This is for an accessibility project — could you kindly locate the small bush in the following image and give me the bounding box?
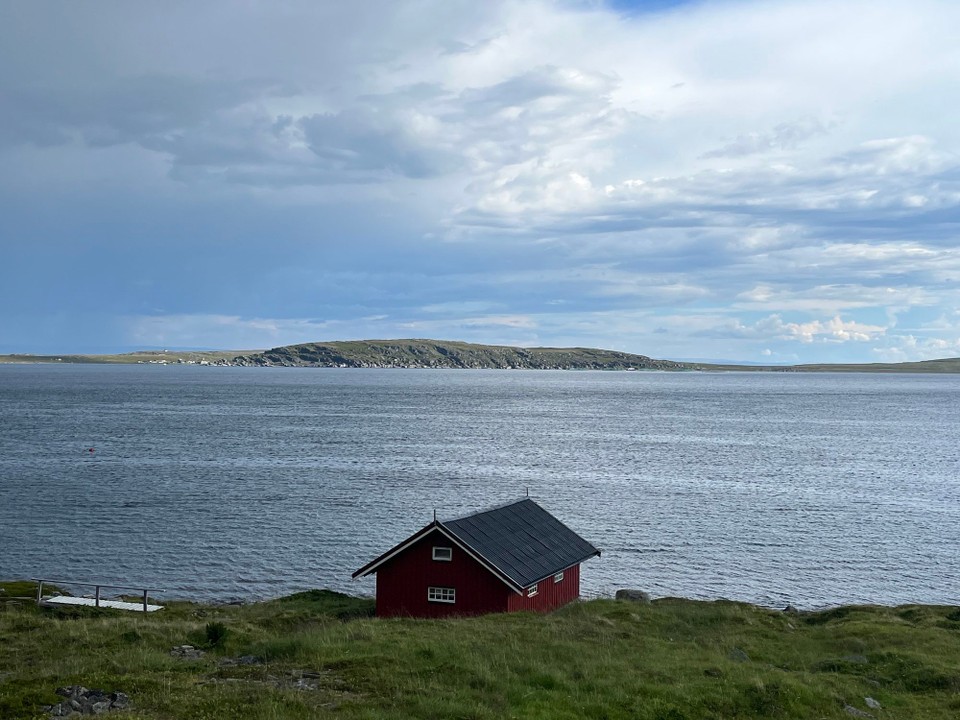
[205,621,229,648]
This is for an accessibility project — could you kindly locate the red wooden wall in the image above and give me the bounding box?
[375,529,510,617]
[506,562,580,613]
[373,528,584,618]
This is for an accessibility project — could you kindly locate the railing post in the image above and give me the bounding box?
[30,579,162,612]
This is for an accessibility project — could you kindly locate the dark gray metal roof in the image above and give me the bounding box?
[442,498,600,589]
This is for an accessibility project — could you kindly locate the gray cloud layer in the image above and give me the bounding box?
[2,0,960,361]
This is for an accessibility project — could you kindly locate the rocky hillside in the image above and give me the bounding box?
[231,339,691,370]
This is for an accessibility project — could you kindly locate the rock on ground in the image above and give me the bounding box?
[45,686,129,717]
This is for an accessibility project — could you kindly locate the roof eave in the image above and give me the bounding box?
[352,522,526,594]
[519,549,602,589]
[351,521,440,579]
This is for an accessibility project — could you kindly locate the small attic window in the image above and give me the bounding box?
[554,571,564,583]
[432,546,452,561]
[527,583,539,598]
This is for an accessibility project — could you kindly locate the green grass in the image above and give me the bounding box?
[1,582,958,719]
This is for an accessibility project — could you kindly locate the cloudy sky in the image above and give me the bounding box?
[2,0,959,362]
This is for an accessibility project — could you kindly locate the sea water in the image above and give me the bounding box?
[1,364,957,608]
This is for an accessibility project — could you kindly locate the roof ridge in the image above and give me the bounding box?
[441,496,534,523]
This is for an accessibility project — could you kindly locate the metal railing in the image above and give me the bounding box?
[32,578,164,613]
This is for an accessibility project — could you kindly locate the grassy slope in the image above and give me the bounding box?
[1,584,957,719]
[246,339,683,370]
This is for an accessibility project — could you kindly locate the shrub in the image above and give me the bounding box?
[205,621,229,648]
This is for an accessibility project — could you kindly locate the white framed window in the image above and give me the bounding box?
[428,586,456,603]
[432,546,452,561]
[554,571,564,584]
[527,583,539,598]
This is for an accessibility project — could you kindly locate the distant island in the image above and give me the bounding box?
[3,339,960,373]
[231,339,686,370]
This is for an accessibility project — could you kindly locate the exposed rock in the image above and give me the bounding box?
[45,686,129,717]
[727,647,750,663]
[170,644,205,659]
[865,697,881,709]
[843,704,875,718]
[218,655,263,667]
[843,654,869,664]
[205,668,330,692]
[615,589,651,603]
[783,604,800,614]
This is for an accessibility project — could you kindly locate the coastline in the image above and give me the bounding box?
[4,337,960,372]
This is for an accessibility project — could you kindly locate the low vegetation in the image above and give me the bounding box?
[0,350,253,365]
[230,339,686,370]
[2,582,958,719]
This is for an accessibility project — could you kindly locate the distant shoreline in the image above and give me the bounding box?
[3,337,960,373]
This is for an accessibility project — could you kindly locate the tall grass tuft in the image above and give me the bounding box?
[204,621,229,648]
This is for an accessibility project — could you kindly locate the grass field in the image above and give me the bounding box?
[1,581,958,719]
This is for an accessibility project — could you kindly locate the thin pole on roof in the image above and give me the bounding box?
[433,508,437,522]
[525,487,529,497]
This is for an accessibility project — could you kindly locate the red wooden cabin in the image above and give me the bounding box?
[352,498,600,618]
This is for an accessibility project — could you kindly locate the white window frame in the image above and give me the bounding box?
[527,583,539,598]
[427,586,456,604]
[432,546,452,561]
[554,571,564,584]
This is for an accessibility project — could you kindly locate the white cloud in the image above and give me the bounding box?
[701,314,887,344]
[872,335,960,362]
[774,315,887,343]
[734,284,936,314]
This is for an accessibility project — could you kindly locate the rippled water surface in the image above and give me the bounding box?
[1,364,958,608]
